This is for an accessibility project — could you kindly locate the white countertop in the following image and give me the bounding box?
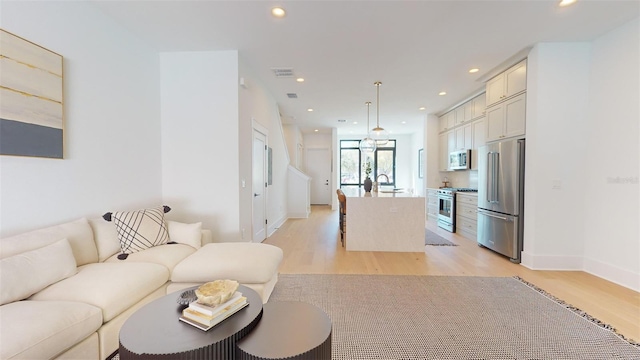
[341,187,423,198]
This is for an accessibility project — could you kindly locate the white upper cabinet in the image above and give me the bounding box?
[463,101,473,123]
[471,117,486,170]
[455,106,465,126]
[454,123,472,151]
[486,93,526,142]
[454,101,473,126]
[486,59,527,108]
[471,94,486,119]
[439,111,455,133]
[439,132,450,171]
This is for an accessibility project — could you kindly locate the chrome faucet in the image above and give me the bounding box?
[376,174,389,183]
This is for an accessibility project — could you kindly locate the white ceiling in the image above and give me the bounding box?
[92,0,638,136]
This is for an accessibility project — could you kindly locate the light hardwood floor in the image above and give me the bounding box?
[265,205,640,342]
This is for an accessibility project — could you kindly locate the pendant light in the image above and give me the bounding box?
[369,81,389,145]
[359,101,377,156]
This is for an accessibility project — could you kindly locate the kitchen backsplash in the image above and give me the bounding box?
[440,170,478,189]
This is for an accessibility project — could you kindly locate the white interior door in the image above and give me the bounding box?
[252,130,267,242]
[306,148,331,205]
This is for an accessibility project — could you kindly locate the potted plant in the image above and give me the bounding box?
[363,161,373,192]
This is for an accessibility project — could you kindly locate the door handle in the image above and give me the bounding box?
[479,210,509,221]
[254,193,261,197]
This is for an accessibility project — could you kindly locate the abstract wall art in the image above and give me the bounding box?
[0,29,64,158]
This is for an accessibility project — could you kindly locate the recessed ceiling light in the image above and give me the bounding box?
[469,68,480,73]
[401,121,406,124]
[307,108,314,112]
[314,129,319,132]
[296,77,304,82]
[419,107,426,111]
[353,122,358,125]
[558,0,577,7]
[271,7,286,17]
[439,91,447,96]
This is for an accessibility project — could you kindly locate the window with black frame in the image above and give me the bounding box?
[340,140,396,187]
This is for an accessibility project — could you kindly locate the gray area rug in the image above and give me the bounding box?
[269,274,640,360]
[425,228,457,246]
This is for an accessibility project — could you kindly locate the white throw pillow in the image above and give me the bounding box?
[0,238,77,305]
[167,221,202,249]
[88,217,121,262]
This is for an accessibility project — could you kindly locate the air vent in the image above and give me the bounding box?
[337,119,347,123]
[272,68,294,78]
[286,93,298,99]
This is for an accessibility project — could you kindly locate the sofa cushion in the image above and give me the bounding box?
[104,206,170,255]
[88,217,121,262]
[29,262,169,322]
[0,238,77,305]
[171,243,283,284]
[167,221,202,249]
[0,300,102,360]
[104,243,196,271]
[0,218,98,266]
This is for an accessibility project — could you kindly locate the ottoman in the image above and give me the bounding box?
[167,243,283,303]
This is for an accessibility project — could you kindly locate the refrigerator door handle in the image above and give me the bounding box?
[486,152,499,204]
[486,152,493,203]
[492,152,499,203]
[478,209,509,221]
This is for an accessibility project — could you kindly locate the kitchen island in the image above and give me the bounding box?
[342,187,425,252]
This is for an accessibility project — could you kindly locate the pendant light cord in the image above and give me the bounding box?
[366,101,371,129]
[375,81,381,128]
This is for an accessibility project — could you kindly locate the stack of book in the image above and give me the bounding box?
[179,291,248,331]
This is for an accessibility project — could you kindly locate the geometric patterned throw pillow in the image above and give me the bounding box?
[103,205,171,257]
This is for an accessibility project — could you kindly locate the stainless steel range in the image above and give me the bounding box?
[437,188,478,232]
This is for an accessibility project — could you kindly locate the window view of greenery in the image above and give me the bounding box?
[340,140,396,187]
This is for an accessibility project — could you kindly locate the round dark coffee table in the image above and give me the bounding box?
[119,285,263,360]
[236,301,332,360]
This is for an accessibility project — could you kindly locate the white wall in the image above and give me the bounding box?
[424,114,441,189]
[583,19,639,290]
[0,2,162,236]
[523,19,640,291]
[522,43,592,268]
[160,51,240,241]
[238,60,289,238]
[410,132,424,196]
[282,124,304,169]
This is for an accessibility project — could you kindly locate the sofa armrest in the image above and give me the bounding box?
[201,229,213,246]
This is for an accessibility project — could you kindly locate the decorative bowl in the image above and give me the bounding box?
[195,279,239,306]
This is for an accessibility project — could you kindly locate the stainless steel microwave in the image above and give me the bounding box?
[449,149,471,170]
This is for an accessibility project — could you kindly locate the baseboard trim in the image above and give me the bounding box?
[583,257,640,292]
[520,252,639,292]
[519,252,583,270]
[287,211,309,219]
[267,215,287,237]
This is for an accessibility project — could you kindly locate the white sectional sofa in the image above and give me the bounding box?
[0,217,283,360]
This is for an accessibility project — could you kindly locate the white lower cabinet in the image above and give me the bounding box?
[427,188,439,224]
[456,193,478,240]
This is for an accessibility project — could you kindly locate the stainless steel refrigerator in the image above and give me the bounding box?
[477,138,525,263]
